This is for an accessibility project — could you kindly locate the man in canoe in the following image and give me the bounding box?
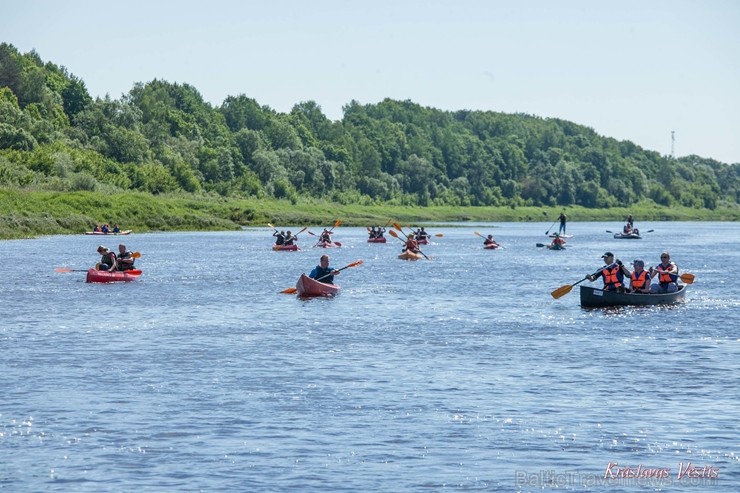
[96,245,117,271]
[649,251,679,293]
[284,230,296,246]
[309,255,340,284]
[619,259,651,294]
[117,244,136,271]
[273,230,285,245]
[586,252,625,292]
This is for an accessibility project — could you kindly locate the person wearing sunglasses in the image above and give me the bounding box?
[649,252,679,293]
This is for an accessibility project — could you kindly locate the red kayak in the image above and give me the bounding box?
[295,273,340,297]
[86,268,143,283]
[417,237,429,245]
[367,236,387,243]
[272,244,299,251]
[484,243,500,250]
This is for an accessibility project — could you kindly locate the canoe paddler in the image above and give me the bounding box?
[586,252,625,292]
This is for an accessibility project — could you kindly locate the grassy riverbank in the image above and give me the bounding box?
[1,190,738,239]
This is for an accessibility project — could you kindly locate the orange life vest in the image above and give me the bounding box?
[631,270,648,290]
[656,263,678,283]
[601,265,623,289]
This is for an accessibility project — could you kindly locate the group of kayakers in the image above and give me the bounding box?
[367,226,386,239]
[273,230,297,246]
[587,251,680,294]
[95,243,137,271]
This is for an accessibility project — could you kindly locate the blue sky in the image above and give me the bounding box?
[3,0,739,164]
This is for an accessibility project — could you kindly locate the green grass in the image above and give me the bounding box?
[0,189,737,239]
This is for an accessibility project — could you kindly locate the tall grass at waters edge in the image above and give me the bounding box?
[0,190,737,240]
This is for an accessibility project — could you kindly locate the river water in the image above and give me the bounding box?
[1,221,738,492]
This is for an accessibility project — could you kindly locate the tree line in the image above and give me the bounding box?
[1,42,737,210]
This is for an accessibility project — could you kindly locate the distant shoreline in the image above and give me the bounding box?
[1,190,737,240]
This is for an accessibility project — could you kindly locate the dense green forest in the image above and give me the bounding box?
[1,42,738,212]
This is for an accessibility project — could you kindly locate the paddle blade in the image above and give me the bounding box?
[281,287,298,294]
[307,230,317,236]
[392,222,403,231]
[268,223,275,229]
[333,242,343,247]
[680,273,695,284]
[333,219,342,228]
[551,284,574,299]
[536,243,546,247]
[55,267,73,273]
[296,226,308,236]
[132,252,142,258]
[388,230,400,239]
[434,233,444,237]
[344,259,364,269]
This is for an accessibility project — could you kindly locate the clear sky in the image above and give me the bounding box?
[3,0,739,164]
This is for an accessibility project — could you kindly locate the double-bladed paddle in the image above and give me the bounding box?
[280,259,364,294]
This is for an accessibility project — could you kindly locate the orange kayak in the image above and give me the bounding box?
[398,250,423,261]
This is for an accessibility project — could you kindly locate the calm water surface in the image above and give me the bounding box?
[1,221,739,492]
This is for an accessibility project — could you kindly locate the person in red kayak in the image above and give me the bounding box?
[320,229,333,244]
[116,243,136,271]
[96,245,117,271]
[483,234,500,248]
[309,255,340,284]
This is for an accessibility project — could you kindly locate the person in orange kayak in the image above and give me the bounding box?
[586,252,625,291]
[620,259,651,294]
[649,251,679,293]
[116,244,136,271]
[96,245,117,271]
[403,234,419,253]
[309,255,340,284]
